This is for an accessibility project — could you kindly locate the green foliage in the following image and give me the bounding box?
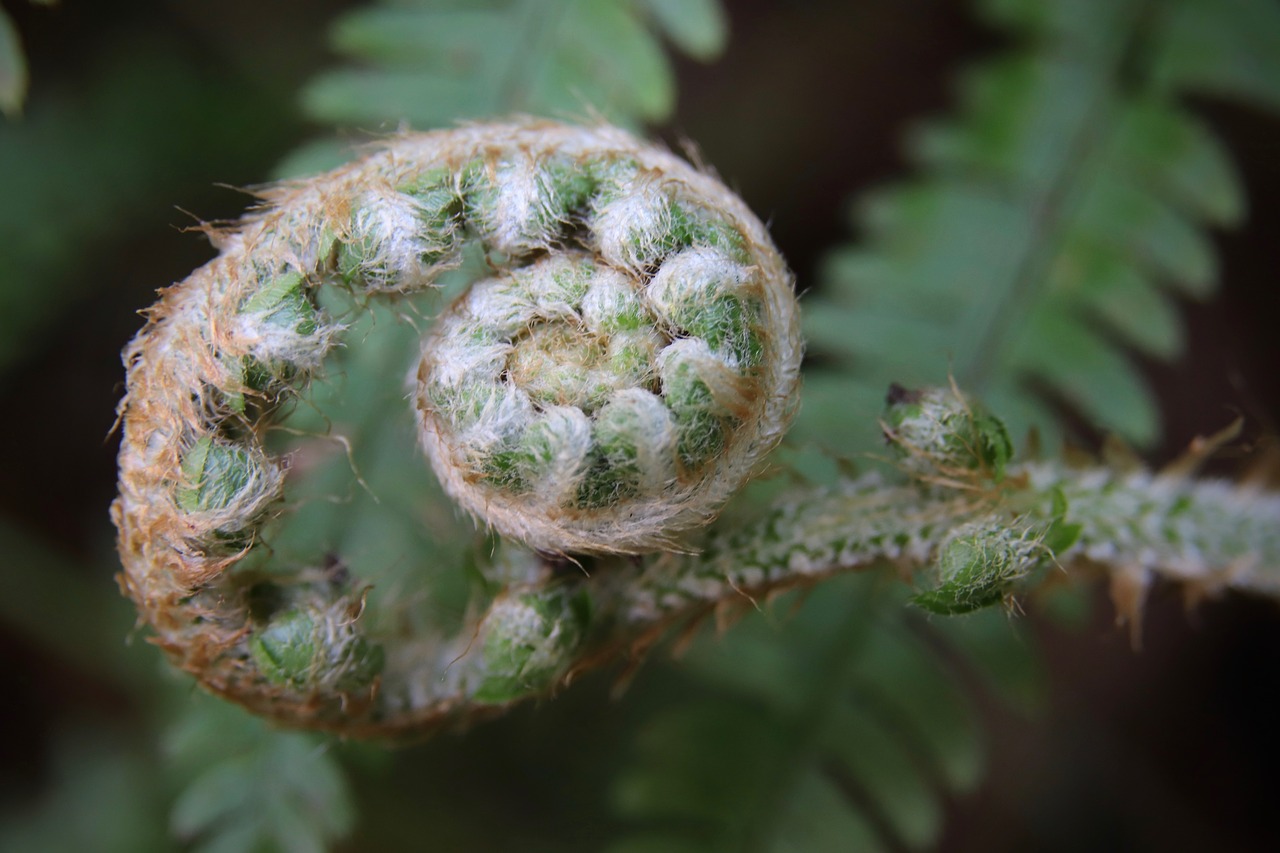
[1148,0,1280,110]
[165,697,355,853]
[0,728,170,853]
[610,574,1042,851]
[301,0,727,134]
[800,0,1278,453]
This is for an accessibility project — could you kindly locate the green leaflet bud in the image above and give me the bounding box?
[577,389,677,508]
[177,437,280,540]
[250,606,384,693]
[240,270,318,337]
[590,162,749,271]
[911,521,1044,614]
[473,588,591,704]
[461,154,598,255]
[336,186,455,291]
[485,405,592,500]
[397,167,466,265]
[648,248,764,367]
[249,609,315,686]
[658,338,743,471]
[883,385,1013,482]
[228,270,324,411]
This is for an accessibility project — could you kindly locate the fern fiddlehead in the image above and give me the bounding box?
[114,120,1280,739]
[113,120,801,735]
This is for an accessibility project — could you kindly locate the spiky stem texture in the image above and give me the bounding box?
[114,122,1279,739]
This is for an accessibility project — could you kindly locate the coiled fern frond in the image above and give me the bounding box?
[113,136,1280,736]
[114,121,802,735]
[93,2,1280,850]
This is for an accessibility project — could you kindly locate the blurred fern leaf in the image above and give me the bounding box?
[610,574,1045,851]
[301,0,727,133]
[799,0,1278,452]
[165,696,355,853]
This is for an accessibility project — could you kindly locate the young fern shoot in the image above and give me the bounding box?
[113,121,800,735]
[113,121,1280,739]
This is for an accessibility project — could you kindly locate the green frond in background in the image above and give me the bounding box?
[278,0,727,177]
[0,727,169,853]
[165,698,355,853]
[306,0,724,127]
[611,574,1045,852]
[800,0,1280,453]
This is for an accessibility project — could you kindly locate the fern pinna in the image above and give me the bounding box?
[801,0,1279,454]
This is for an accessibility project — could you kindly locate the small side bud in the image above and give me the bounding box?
[250,604,384,693]
[229,271,326,410]
[473,588,591,704]
[912,520,1044,615]
[883,385,1013,483]
[176,437,281,542]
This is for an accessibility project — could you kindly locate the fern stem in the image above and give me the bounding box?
[618,461,1280,625]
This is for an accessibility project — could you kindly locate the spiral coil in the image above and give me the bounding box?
[112,121,801,734]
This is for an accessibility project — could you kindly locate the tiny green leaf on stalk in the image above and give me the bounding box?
[177,437,259,515]
[1041,487,1083,555]
[250,609,319,687]
[883,386,1014,482]
[473,589,591,704]
[912,523,1042,615]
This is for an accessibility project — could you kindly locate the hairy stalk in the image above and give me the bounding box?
[114,122,1278,739]
[621,454,1280,623]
